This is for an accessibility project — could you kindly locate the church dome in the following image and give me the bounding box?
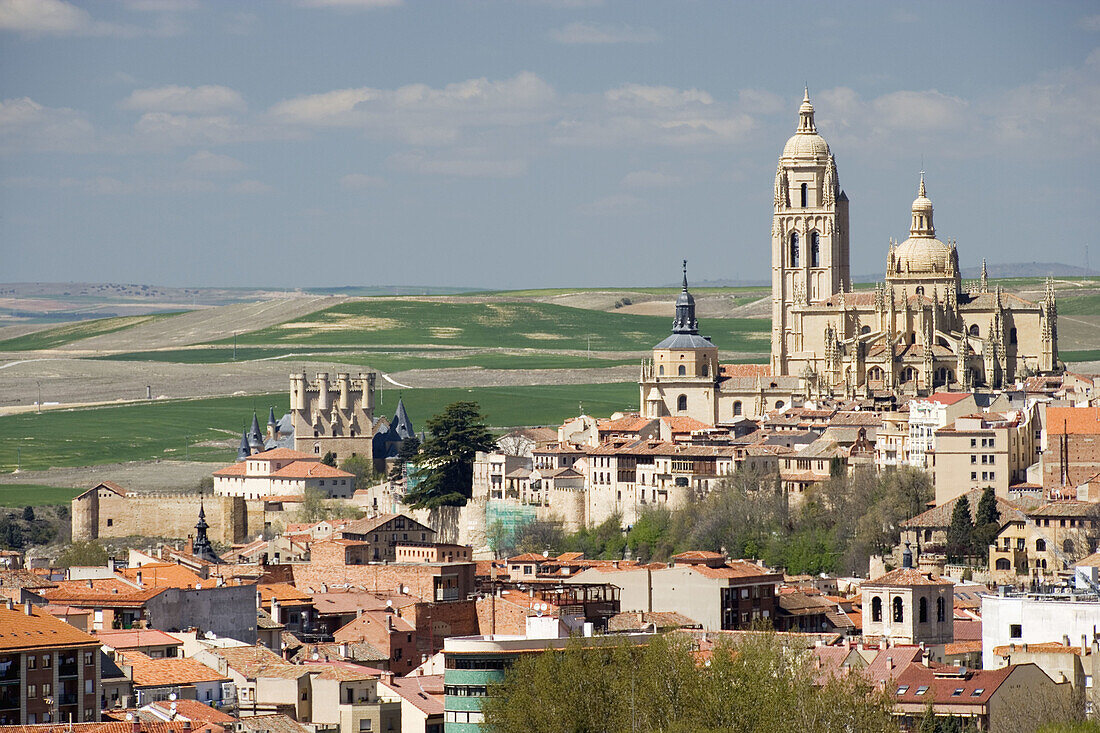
[781,88,830,159]
[893,172,951,274]
[894,236,952,273]
[782,132,830,158]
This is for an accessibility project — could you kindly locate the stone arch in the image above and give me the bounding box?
[678,364,686,376]
[871,596,882,622]
[919,596,928,623]
[677,394,688,412]
[892,596,903,622]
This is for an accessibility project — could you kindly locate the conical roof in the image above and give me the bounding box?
[268,407,278,426]
[248,411,264,447]
[391,398,415,440]
[237,431,252,461]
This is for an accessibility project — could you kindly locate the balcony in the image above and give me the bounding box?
[58,693,79,706]
[58,663,79,678]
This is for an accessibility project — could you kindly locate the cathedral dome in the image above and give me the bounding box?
[782,132,830,158]
[894,236,952,273]
[781,88,830,159]
[893,172,951,274]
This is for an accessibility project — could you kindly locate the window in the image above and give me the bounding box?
[800,182,808,207]
[971,472,977,480]
[733,401,742,417]
[1036,539,1046,552]
[871,596,882,622]
[916,686,928,696]
[919,597,928,623]
[677,364,686,376]
[810,232,820,266]
[659,365,664,375]
[27,685,36,698]
[969,324,979,337]
[774,400,785,409]
[28,656,36,670]
[789,232,800,267]
[896,685,909,695]
[952,688,964,697]
[892,596,903,623]
[1064,539,1075,554]
[1010,624,1022,639]
[359,721,373,732]
[972,688,985,697]
[107,518,113,527]
[677,394,688,412]
[1010,327,1017,344]
[936,597,946,623]
[701,362,709,376]
[42,683,51,696]
[84,652,92,665]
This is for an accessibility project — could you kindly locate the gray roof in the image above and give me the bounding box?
[653,332,715,350]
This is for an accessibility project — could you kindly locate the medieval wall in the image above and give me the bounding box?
[72,492,247,545]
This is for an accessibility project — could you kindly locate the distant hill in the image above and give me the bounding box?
[685,262,1098,289]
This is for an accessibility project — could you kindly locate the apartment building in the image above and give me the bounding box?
[930,405,1039,505]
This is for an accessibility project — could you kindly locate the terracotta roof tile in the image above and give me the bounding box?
[120,651,230,687]
[0,605,100,652]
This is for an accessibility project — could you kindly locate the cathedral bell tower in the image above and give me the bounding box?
[771,89,850,375]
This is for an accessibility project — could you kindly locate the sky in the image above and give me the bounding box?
[1,0,1099,290]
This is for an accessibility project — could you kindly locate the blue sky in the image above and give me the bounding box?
[1,0,1098,289]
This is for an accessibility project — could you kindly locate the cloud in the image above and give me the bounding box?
[181,150,246,174]
[605,84,714,108]
[621,170,682,188]
[1080,14,1100,31]
[339,173,386,189]
[388,151,527,178]
[229,179,273,194]
[0,96,95,152]
[870,90,969,131]
[269,72,556,144]
[122,85,246,114]
[578,193,643,215]
[0,0,177,36]
[548,22,659,44]
[5,173,269,195]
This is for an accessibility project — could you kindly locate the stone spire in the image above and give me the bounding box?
[797,86,816,133]
[909,171,935,237]
[672,260,698,334]
[979,259,989,293]
[248,411,264,451]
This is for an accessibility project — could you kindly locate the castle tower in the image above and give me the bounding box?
[771,89,850,375]
[639,262,719,423]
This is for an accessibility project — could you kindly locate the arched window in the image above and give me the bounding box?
[810,232,820,267]
[861,325,870,335]
[313,443,321,454]
[701,362,709,376]
[936,597,945,623]
[1010,327,1018,345]
[915,286,924,295]
[919,597,928,623]
[995,558,1011,570]
[871,596,882,622]
[868,366,884,381]
[658,365,664,375]
[969,324,979,337]
[677,364,686,376]
[800,182,808,207]
[1064,539,1075,554]
[1036,539,1046,552]
[733,400,743,416]
[789,232,800,267]
[774,400,785,409]
[892,596,903,623]
[677,394,688,412]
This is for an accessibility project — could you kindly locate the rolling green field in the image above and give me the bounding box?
[0,313,182,351]
[1058,293,1100,316]
[0,484,81,507]
[89,348,639,371]
[213,300,770,353]
[0,382,638,473]
[1062,349,1100,363]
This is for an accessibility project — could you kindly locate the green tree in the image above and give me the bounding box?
[340,454,375,492]
[971,486,1001,558]
[513,519,567,556]
[321,451,338,467]
[482,633,897,733]
[56,540,108,567]
[405,402,495,509]
[0,517,23,550]
[946,496,974,563]
[388,436,421,483]
[295,487,363,522]
[21,506,35,521]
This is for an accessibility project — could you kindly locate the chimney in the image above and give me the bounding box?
[131,718,141,733]
[4,599,12,611]
[23,600,32,616]
[87,578,94,589]
[136,570,143,587]
[387,614,394,630]
[271,597,280,624]
[182,722,191,732]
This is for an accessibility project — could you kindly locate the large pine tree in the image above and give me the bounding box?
[946,495,974,563]
[971,486,1001,558]
[404,401,495,509]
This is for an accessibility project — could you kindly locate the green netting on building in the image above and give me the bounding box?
[485,500,538,552]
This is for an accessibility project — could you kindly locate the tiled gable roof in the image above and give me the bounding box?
[121,651,230,686]
[0,605,100,652]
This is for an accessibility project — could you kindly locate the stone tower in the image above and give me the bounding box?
[771,88,850,375]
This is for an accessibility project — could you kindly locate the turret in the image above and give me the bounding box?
[672,260,698,335]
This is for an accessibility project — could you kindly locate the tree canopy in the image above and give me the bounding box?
[947,496,974,562]
[404,401,495,509]
[482,633,898,733]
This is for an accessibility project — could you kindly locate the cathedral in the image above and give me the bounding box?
[641,90,1060,423]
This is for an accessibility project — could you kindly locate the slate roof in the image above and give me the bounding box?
[653,332,715,349]
[901,489,1025,529]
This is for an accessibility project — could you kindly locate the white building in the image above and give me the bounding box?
[907,392,977,468]
[982,590,1100,669]
[213,447,355,500]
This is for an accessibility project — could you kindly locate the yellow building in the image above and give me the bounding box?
[770,92,1059,395]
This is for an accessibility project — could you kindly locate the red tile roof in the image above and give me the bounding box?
[892,662,1013,706]
[0,605,100,652]
[925,392,973,406]
[248,448,318,461]
[94,629,182,650]
[863,568,950,588]
[120,651,231,687]
[1047,406,1100,435]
